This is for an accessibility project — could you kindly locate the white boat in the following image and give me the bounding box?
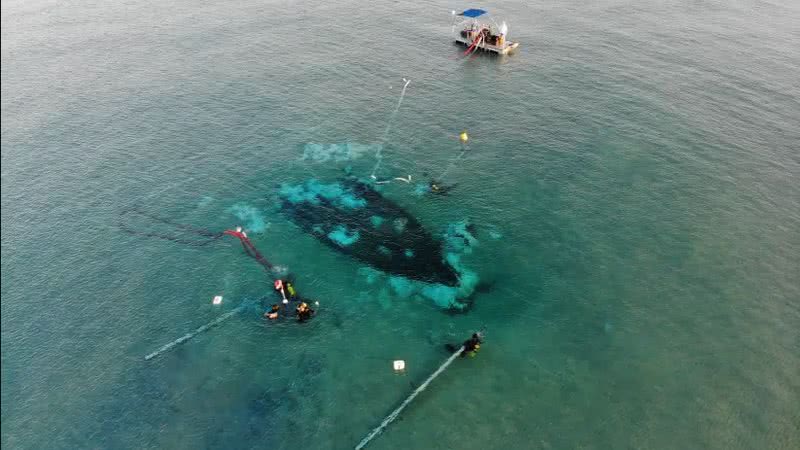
[452,8,519,55]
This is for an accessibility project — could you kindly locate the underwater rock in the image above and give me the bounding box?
[278,179,459,286]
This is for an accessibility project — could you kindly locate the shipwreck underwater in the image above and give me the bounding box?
[278,178,481,310]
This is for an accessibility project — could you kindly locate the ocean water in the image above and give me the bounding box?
[2,0,799,448]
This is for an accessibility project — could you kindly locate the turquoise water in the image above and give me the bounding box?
[2,0,799,448]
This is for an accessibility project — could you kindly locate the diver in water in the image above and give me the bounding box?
[446,332,483,357]
[285,281,297,299]
[461,333,482,357]
[274,279,289,304]
[428,180,457,196]
[296,302,315,322]
[265,304,281,320]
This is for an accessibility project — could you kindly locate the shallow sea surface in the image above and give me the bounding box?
[2,0,799,448]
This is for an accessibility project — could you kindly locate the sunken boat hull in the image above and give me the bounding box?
[278,179,459,286]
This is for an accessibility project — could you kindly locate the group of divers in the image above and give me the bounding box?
[263,276,483,356]
[264,278,316,322]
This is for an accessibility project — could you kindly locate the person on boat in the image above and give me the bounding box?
[296,302,315,322]
[265,304,280,320]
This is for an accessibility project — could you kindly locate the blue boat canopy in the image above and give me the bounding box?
[459,8,487,18]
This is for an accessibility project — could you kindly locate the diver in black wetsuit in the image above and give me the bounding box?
[265,304,281,320]
[428,180,457,196]
[461,333,482,357]
[296,302,315,322]
[446,332,484,357]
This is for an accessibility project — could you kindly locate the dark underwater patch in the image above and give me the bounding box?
[278,179,459,286]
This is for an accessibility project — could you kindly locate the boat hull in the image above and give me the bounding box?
[455,36,519,55]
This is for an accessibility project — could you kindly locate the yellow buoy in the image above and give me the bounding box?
[459,131,469,143]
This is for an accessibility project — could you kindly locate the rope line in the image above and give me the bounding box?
[436,144,468,181]
[354,346,465,450]
[144,305,245,361]
[371,78,411,178]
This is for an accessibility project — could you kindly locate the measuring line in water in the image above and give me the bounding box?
[143,305,245,361]
[436,144,468,181]
[141,229,288,362]
[371,78,412,178]
[354,345,465,450]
